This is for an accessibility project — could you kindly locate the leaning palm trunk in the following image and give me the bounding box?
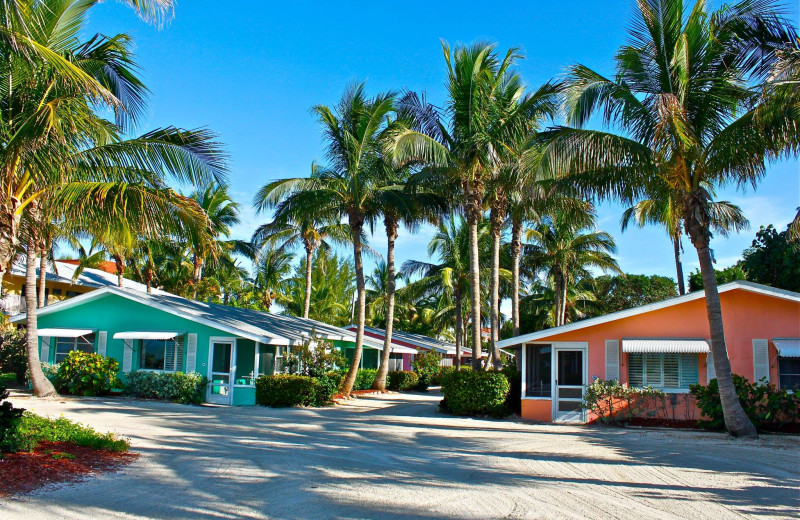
[373,218,398,390]
[37,246,47,308]
[26,238,56,397]
[685,206,757,438]
[0,203,23,289]
[303,242,314,319]
[192,255,204,298]
[341,220,367,397]
[673,234,686,295]
[454,292,463,369]
[488,211,503,370]
[114,254,125,287]
[465,184,483,369]
[510,219,522,337]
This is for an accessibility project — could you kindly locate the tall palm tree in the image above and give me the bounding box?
[545,0,796,436]
[252,248,293,311]
[252,83,395,396]
[189,183,240,297]
[253,167,350,318]
[621,194,749,295]
[392,43,526,368]
[523,210,621,327]
[281,248,356,326]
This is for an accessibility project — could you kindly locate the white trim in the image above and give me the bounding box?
[186,333,198,373]
[38,328,95,338]
[552,343,589,423]
[753,339,770,383]
[622,338,710,353]
[605,340,620,380]
[113,331,183,340]
[97,331,107,357]
[498,281,800,348]
[773,338,800,358]
[207,337,234,405]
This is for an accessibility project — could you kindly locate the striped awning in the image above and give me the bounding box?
[113,331,182,340]
[773,338,800,358]
[38,328,94,338]
[622,338,710,353]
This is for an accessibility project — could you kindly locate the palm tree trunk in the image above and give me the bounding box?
[688,216,757,438]
[341,219,366,397]
[37,246,47,308]
[192,254,203,298]
[561,275,568,325]
[673,234,686,295]
[0,198,23,290]
[510,219,522,337]
[26,237,56,397]
[373,218,398,390]
[489,209,504,370]
[303,243,314,319]
[454,292,463,369]
[114,254,124,287]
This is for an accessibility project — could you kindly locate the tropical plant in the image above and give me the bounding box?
[251,248,293,311]
[543,0,797,436]
[281,249,355,326]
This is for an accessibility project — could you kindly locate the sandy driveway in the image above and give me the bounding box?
[1,391,798,519]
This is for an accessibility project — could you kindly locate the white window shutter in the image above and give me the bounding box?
[605,340,620,381]
[706,351,716,383]
[186,334,197,373]
[122,339,133,373]
[97,331,107,357]
[753,339,770,384]
[41,337,51,364]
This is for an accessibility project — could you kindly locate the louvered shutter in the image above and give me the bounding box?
[679,354,699,388]
[41,337,51,364]
[122,339,134,372]
[97,331,107,357]
[605,340,620,381]
[644,354,663,387]
[628,353,644,387]
[753,339,770,384]
[186,334,198,373]
[706,351,716,383]
[663,354,680,388]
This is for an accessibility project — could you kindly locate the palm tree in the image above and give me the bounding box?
[281,248,356,326]
[189,183,240,297]
[392,43,527,368]
[523,210,620,327]
[253,168,350,318]
[621,194,749,295]
[402,215,494,368]
[252,83,395,396]
[545,0,796,436]
[252,248,293,311]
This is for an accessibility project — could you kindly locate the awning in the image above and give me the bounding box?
[38,328,94,338]
[622,338,710,353]
[113,331,182,340]
[773,338,800,358]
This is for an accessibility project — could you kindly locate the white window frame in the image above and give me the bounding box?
[627,352,697,393]
[138,337,183,373]
[53,335,95,364]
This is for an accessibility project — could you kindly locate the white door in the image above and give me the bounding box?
[553,346,587,423]
[207,340,233,405]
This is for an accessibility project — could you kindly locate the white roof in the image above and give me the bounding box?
[498,281,800,348]
[622,338,710,354]
[773,338,800,358]
[11,287,364,346]
[38,328,95,338]
[113,331,183,340]
[346,325,469,355]
[9,260,166,295]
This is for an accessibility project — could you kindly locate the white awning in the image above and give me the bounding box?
[389,345,418,355]
[38,328,94,338]
[113,331,182,340]
[622,338,710,353]
[773,338,800,358]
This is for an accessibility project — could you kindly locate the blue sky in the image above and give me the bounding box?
[87,1,799,306]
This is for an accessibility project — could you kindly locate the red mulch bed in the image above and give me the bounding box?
[627,418,700,429]
[332,389,390,401]
[0,442,138,498]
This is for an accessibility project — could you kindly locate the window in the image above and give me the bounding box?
[54,334,95,363]
[258,345,276,376]
[235,341,256,385]
[526,344,552,397]
[388,353,403,371]
[140,337,183,371]
[628,353,698,390]
[778,358,800,391]
[274,346,285,374]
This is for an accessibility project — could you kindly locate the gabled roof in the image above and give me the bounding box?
[498,281,800,348]
[346,324,470,355]
[11,286,360,346]
[8,260,164,295]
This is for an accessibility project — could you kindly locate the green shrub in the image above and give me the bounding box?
[256,374,318,407]
[57,351,120,396]
[387,371,419,391]
[350,368,378,391]
[285,340,347,377]
[0,331,26,384]
[690,375,800,431]
[582,379,664,425]
[412,350,441,391]
[440,370,511,418]
[1,411,129,453]
[0,384,24,452]
[313,373,343,406]
[123,371,208,404]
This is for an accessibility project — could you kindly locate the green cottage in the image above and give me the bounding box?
[11,287,388,405]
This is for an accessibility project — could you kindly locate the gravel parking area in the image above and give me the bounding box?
[2,391,798,519]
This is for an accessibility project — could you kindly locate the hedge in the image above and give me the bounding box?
[440,370,511,418]
[255,374,339,407]
[387,371,419,391]
[57,351,120,396]
[123,371,208,404]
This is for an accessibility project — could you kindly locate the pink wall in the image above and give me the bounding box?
[521,287,800,421]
